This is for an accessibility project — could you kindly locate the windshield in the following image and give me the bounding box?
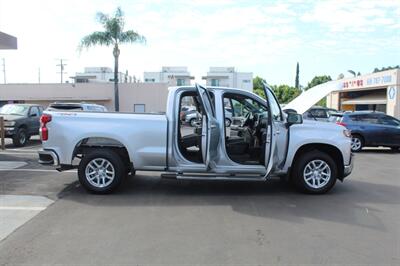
[0,104,29,115]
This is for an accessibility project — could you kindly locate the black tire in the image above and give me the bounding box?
[12,128,28,147]
[292,150,338,194]
[78,149,126,194]
[351,134,364,152]
[225,118,232,127]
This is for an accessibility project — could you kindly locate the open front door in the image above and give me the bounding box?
[195,84,220,169]
[262,82,278,176]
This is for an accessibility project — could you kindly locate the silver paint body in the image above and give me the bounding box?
[41,86,352,178]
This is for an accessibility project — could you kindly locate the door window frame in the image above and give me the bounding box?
[221,90,269,165]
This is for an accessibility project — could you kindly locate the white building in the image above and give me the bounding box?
[72,67,133,83]
[144,66,194,86]
[202,67,253,92]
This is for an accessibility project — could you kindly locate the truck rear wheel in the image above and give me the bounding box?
[292,150,337,194]
[78,149,126,194]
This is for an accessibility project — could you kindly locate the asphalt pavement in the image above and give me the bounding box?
[0,137,399,265]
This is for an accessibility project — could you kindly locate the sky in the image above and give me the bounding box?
[0,0,399,86]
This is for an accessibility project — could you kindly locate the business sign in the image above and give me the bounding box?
[388,87,396,100]
[343,74,393,89]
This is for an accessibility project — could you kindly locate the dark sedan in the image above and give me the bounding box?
[336,111,400,152]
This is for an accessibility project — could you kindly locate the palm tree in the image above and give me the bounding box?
[79,7,146,111]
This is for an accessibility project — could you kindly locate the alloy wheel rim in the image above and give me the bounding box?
[20,133,26,144]
[85,158,115,188]
[351,137,361,150]
[303,159,331,189]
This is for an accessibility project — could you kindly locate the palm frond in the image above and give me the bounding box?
[119,30,146,44]
[79,31,113,50]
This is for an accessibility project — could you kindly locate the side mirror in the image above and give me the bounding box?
[287,112,303,126]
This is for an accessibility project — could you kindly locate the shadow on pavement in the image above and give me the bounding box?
[4,139,41,150]
[359,148,400,154]
[57,174,399,232]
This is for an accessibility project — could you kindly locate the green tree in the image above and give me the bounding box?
[306,75,332,107]
[79,7,146,111]
[272,84,301,104]
[253,76,266,98]
[306,75,332,90]
[295,62,299,89]
[252,76,301,104]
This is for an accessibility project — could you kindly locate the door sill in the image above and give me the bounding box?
[162,172,267,181]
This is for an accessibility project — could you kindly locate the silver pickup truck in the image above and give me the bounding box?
[38,84,353,194]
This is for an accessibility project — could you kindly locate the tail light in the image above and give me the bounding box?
[336,121,347,127]
[40,114,52,141]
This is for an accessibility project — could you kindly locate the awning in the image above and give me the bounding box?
[342,94,387,105]
[284,81,343,114]
[0,32,17,49]
[202,75,229,79]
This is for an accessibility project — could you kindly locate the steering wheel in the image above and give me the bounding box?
[240,112,252,127]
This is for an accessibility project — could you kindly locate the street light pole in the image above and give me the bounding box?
[56,59,67,83]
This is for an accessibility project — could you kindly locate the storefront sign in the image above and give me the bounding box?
[388,87,396,100]
[343,74,393,89]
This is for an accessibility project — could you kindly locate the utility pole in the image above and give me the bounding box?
[2,58,6,84]
[56,59,67,83]
[38,67,41,83]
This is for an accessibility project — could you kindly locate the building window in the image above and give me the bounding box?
[177,79,185,86]
[242,80,251,83]
[211,79,219,86]
[134,104,146,113]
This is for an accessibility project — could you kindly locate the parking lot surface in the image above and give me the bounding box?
[0,138,399,265]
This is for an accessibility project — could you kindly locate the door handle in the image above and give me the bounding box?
[276,130,280,135]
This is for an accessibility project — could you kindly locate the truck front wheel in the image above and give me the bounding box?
[78,149,126,194]
[292,150,337,194]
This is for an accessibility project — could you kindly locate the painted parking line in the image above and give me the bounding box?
[0,169,76,173]
[0,195,54,242]
[0,161,28,170]
[0,151,39,155]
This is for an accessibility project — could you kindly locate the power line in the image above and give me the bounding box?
[56,59,67,83]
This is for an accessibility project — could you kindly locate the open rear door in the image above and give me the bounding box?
[262,82,278,176]
[195,84,220,169]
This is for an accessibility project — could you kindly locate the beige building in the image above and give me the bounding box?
[0,83,169,113]
[327,69,400,119]
[144,66,194,86]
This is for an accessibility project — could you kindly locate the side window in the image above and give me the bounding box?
[29,107,39,117]
[309,109,328,119]
[380,115,400,126]
[133,104,146,113]
[265,89,282,121]
[358,114,379,124]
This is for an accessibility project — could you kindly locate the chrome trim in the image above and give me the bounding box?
[343,153,354,177]
[38,149,59,166]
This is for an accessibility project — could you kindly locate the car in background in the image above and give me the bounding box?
[336,111,400,152]
[303,106,341,122]
[46,102,107,112]
[0,103,44,146]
